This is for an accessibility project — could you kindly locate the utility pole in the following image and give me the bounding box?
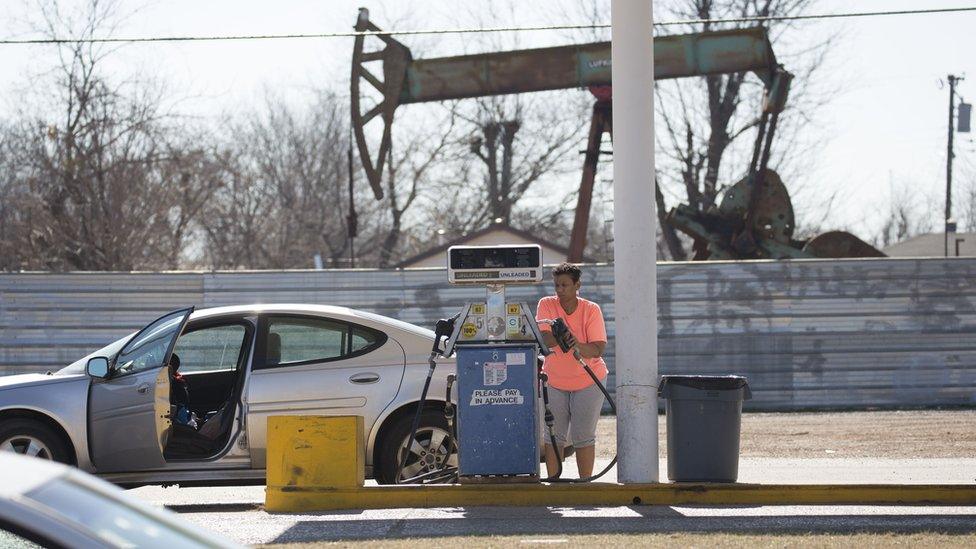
[347,146,358,267]
[946,74,963,257]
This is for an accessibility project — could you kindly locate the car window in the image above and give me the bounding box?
[115,309,191,376]
[268,317,348,365]
[25,478,216,549]
[262,316,389,368]
[351,326,380,353]
[172,325,247,374]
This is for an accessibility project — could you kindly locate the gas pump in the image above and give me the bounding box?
[394,244,618,484]
[440,244,550,482]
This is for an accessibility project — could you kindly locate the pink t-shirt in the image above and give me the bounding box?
[536,296,608,391]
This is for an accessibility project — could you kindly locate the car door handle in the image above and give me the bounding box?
[137,383,151,394]
[349,373,380,384]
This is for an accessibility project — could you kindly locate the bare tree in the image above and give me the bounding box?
[373,107,460,267]
[874,180,935,248]
[416,3,590,240]
[959,175,976,234]
[0,0,219,271]
[0,123,32,270]
[201,91,360,269]
[463,94,586,229]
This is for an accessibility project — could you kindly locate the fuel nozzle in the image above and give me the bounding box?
[431,311,461,356]
[550,318,574,354]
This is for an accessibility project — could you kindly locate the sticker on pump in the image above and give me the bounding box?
[506,352,526,366]
[506,316,520,336]
[469,388,524,406]
[483,361,507,385]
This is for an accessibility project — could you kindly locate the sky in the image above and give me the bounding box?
[2,0,976,246]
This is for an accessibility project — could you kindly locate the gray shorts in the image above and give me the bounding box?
[544,381,606,448]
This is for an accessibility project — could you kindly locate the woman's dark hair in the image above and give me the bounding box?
[551,262,582,283]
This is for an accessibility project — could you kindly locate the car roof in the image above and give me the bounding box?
[0,453,66,497]
[191,303,356,319]
[189,304,435,339]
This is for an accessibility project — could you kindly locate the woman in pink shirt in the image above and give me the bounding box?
[536,262,608,479]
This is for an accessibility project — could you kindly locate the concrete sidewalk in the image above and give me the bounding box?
[576,457,976,484]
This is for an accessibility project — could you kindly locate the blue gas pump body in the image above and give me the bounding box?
[455,344,539,478]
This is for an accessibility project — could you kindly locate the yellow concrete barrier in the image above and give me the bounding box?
[266,415,364,511]
[266,482,976,513]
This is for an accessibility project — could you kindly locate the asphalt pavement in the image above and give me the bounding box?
[128,457,976,545]
[175,505,976,545]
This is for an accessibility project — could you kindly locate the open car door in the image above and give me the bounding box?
[88,307,194,473]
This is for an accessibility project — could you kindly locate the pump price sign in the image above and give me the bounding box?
[447,245,542,284]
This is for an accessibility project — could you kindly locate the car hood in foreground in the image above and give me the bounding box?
[0,373,88,392]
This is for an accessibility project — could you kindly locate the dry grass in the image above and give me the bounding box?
[266,532,976,548]
[594,410,976,458]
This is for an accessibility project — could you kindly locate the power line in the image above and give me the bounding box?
[1,6,975,45]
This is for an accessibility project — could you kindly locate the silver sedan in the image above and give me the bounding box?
[0,304,456,485]
[0,452,239,548]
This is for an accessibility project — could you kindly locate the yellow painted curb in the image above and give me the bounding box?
[265,482,976,512]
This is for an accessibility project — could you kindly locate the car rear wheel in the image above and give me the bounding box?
[0,419,71,463]
[376,410,457,485]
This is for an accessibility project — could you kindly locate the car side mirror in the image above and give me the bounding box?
[87,357,110,379]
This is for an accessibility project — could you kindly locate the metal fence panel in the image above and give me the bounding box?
[2,257,974,410]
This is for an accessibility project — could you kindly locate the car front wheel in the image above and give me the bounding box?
[376,410,457,485]
[0,419,71,463]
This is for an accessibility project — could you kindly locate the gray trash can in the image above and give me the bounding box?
[658,375,752,482]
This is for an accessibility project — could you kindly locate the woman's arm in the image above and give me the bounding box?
[574,300,608,359]
[563,332,605,359]
[575,340,605,359]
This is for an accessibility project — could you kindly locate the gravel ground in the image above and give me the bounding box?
[594,410,976,458]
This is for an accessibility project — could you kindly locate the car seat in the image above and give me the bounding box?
[266,332,282,366]
[165,399,235,459]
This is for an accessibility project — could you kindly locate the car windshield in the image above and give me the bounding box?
[25,477,218,549]
[58,334,134,375]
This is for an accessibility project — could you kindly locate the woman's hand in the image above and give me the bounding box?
[541,330,560,349]
[573,340,606,359]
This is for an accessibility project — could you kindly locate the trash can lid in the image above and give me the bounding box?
[658,375,749,391]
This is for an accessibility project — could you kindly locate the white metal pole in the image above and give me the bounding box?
[612,0,658,483]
